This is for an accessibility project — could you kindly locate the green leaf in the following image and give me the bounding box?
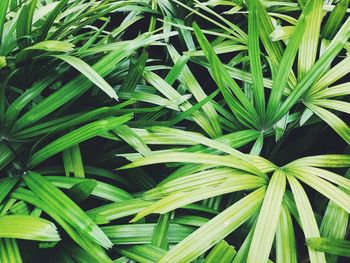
[151,213,170,249]
[18,40,74,56]
[12,42,143,131]
[0,238,22,263]
[0,56,5,68]
[23,172,112,249]
[0,177,19,203]
[4,75,56,130]
[247,0,265,117]
[309,99,350,115]
[171,215,209,227]
[63,144,85,178]
[204,240,236,263]
[36,0,69,41]
[167,45,222,137]
[283,166,350,191]
[120,51,148,92]
[78,18,110,53]
[322,0,350,39]
[270,26,295,41]
[145,168,255,199]
[67,180,97,203]
[307,238,350,257]
[256,1,297,89]
[16,0,38,48]
[311,83,350,99]
[30,114,132,167]
[0,0,9,44]
[192,22,259,129]
[233,224,255,263]
[250,134,264,155]
[46,176,132,202]
[143,69,217,137]
[0,215,60,241]
[266,0,315,121]
[14,100,135,139]
[273,17,350,125]
[307,103,350,144]
[12,188,112,262]
[0,143,18,170]
[320,202,349,263]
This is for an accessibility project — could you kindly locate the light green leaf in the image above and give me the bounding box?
[102,224,194,245]
[286,174,326,263]
[308,99,350,115]
[120,152,266,178]
[113,125,152,157]
[307,56,350,97]
[247,169,286,263]
[307,103,350,144]
[145,168,253,199]
[320,170,350,263]
[158,188,265,263]
[0,215,60,241]
[270,26,295,41]
[276,205,297,263]
[87,199,153,224]
[298,0,323,79]
[286,167,350,214]
[287,154,350,168]
[131,174,265,222]
[53,55,118,100]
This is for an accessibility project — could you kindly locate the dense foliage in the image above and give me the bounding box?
[0,0,350,262]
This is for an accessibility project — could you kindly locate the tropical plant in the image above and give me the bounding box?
[0,0,350,262]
